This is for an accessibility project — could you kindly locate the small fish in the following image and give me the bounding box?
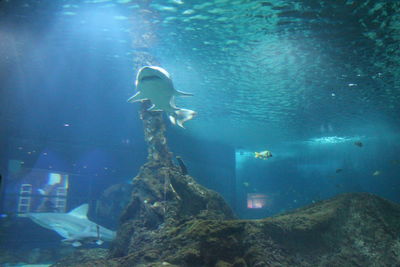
[176,156,188,175]
[243,182,250,187]
[254,150,272,160]
[354,141,363,147]
[372,170,381,176]
[335,168,343,173]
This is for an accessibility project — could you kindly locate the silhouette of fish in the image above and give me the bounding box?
[176,156,188,175]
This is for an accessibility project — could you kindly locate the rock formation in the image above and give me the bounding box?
[52,51,400,267]
[109,101,235,260]
[53,192,400,267]
[51,81,400,267]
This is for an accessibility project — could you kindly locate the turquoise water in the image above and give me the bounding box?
[0,0,399,265]
[2,0,399,146]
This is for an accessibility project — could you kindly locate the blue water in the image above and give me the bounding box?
[0,0,399,264]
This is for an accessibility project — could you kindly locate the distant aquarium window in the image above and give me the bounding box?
[2,164,69,216]
[235,149,276,216]
[247,193,269,209]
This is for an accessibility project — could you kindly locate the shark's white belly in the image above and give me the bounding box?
[51,220,96,238]
[138,80,176,112]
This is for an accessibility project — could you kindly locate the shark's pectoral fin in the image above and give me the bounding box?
[175,90,193,97]
[61,238,79,247]
[127,91,147,103]
[53,227,71,239]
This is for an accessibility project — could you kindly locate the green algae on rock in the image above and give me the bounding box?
[110,99,236,261]
[52,192,400,267]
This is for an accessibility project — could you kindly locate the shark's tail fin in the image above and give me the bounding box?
[169,108,196,128]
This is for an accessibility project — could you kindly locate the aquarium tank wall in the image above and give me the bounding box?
[0,0,400,266]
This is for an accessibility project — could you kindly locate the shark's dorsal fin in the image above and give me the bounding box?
[68,204,89,218]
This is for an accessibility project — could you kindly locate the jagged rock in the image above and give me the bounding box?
[55,192,400,267]
[51,67,400,266]
[110,156,236,259]
[95,183,133,228]
[107,100,235,259]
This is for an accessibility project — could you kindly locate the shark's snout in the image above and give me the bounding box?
[137,66,170,81]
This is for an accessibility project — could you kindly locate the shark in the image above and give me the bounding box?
[127,66,196,128]
[27,204,116,247]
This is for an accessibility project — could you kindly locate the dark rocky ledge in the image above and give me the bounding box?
[51,105,400,267]
[52,192,400,267]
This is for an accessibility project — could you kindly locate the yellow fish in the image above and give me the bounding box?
[254,150,273,160]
